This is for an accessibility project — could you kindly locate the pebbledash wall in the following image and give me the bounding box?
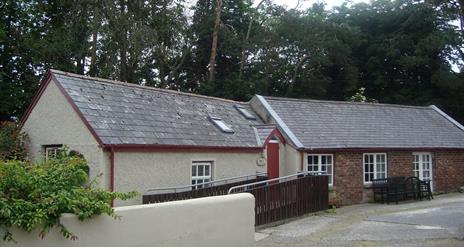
[325,150,464,205]
[4,194,255,247]
[22,80,111,189]
[113,151,266,206]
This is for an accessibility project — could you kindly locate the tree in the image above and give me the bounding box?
[0,122,28,161]
[0,0,94,117]
[2,0,464,122]
[245,3,360,99]
[331,0,463,111]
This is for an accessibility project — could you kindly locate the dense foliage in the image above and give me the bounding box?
[0,122,28,160]
[0,152,136,242]
[1,0,464,120]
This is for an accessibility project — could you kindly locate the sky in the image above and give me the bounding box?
[255,0,371,9]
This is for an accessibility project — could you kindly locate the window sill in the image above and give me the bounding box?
[363,183,373,189]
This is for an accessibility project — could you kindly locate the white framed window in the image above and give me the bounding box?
[209,116,234,133]
[192,161,213,189]
[363,153,387,183]
[307,154,333,185]
[413,152,433,190]
[44,145,63,160]
[234,105,256,120]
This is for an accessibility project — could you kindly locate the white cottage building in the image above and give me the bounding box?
[22,70,464,206]
[21,70,289,205]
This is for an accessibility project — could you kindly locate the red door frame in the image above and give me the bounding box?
[267,141,280,179]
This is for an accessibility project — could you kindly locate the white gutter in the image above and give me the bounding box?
[430,105,464,131]
[256,95,304,149]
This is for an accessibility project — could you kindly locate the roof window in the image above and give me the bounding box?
[209,116,234,133]
[235,105,256,120]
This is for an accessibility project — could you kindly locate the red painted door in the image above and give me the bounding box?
[267,142,280,179]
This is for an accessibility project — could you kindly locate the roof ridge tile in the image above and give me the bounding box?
[263,96,431,110]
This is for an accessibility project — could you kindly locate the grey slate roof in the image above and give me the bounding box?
[52,70,264,147]
[253,125,276,145]
[262,96,464,149]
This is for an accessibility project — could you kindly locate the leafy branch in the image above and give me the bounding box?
[0,151,137,242]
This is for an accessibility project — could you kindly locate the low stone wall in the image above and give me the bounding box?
[4,193,255,247]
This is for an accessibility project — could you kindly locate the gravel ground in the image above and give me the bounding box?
[255,193,464,247]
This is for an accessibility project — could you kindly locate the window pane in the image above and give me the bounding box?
[198,165,204,176]
[423,154,428,162]
[327,155,332,164]
[308,156,313,164]
[212,118,234,133]
[321,156,326,165]
[314,156,319,165]
[205,165,210,176]
[192,166,196,176]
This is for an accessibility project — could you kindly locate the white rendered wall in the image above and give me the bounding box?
[5,194,255,247]
[21,80,109,189]
[284,144,301,175]
[114,151,265,206]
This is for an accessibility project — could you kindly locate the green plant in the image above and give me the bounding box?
[0,152,137,242]
[0,122,28,161]
[325,205,337,214]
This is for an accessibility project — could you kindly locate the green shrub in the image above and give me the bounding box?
[0,152,137,242]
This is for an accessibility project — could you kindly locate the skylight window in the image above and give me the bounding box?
[209,116,234,133]
[234,105,256,120]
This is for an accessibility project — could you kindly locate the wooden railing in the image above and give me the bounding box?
[143,173,329,227]
[238,175,329,226]
[142,176,267,204]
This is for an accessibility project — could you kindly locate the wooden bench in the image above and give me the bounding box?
[372,176,433,204]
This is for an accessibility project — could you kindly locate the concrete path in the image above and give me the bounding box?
[255,193,464,247]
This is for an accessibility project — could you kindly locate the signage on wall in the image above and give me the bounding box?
[256,157,266,166]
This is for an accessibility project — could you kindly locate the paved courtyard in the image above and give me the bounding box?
[255,193,464,247]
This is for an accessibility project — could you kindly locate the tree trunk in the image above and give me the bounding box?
[119,0,128,82]
[89,28,98,76]
[207,0,223,82]
[89,6,100,77]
